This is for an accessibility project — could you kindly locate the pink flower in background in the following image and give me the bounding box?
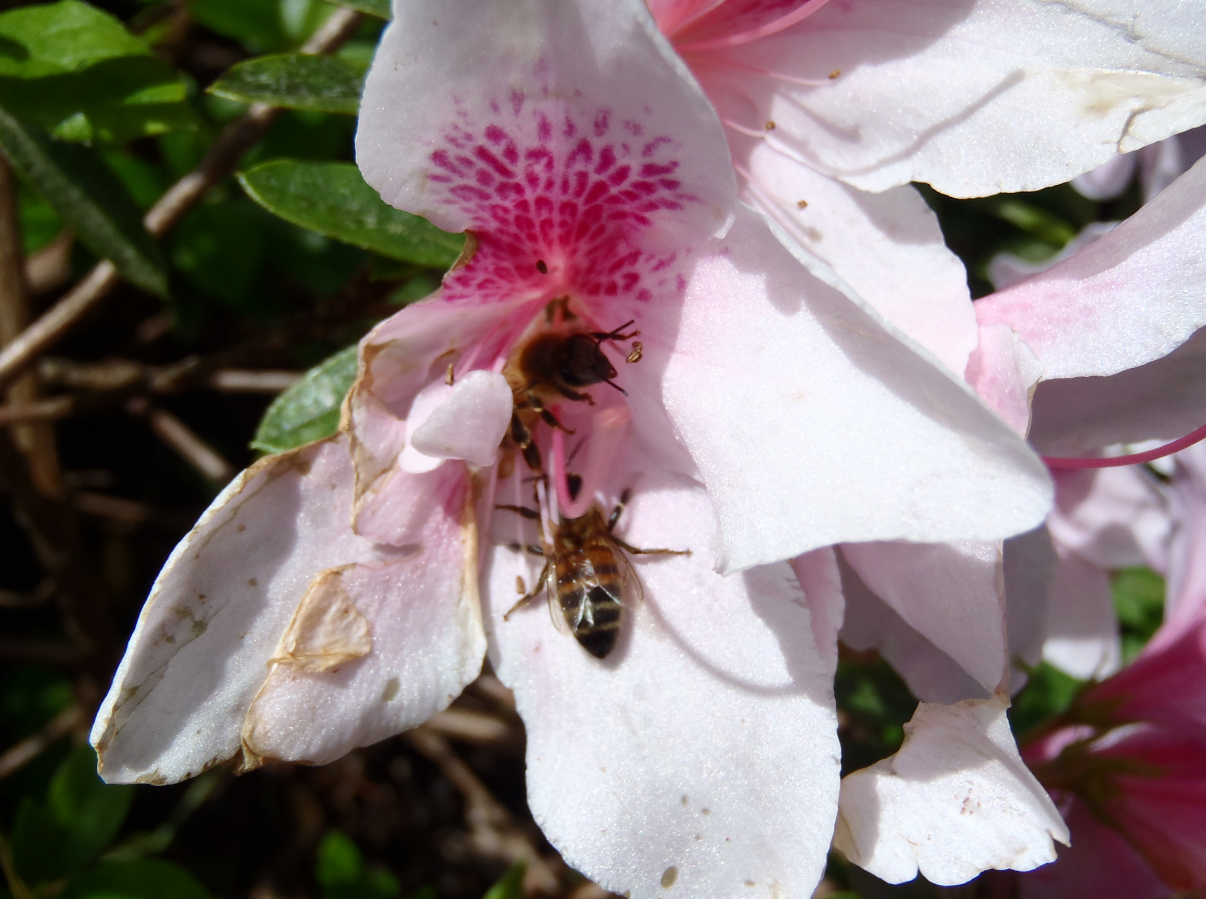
[90,2,1053,898]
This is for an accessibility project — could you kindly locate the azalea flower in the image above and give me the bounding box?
[90,1,1053,897]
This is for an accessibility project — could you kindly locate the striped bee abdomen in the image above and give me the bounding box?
[556,550,624,659]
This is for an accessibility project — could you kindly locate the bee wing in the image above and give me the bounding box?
[614,543,644,607]
[544,563,571,634]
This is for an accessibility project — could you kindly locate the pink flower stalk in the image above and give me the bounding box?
[88,2,1057,897]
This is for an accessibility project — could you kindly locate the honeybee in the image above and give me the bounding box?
[501,490,689,658]
[502,314,641,474]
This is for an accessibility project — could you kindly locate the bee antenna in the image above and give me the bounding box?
[602,378,628,397]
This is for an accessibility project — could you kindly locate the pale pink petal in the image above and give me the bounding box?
[1047,467,1171,572]
[1003,527,1059,691]
[691,1,1206,196]
[965,323,1043,437]
[484,444,839,899]
[1041,550,1122,680]
[1028,325,1206,455]
[790,546,844,673]
[356,0,734,250]
[838,551,987,704]
[352,466,456,546]
[1166,444,1206,630]
[671,0,830,51]
[647,0,727,38]
[1071,155,1137,202]
[91,436,407,784]
[649,204,1052,574]
[835,698,1069,886]
[842,541,1007,696]
[1019,797,1167,899]
[1139,134,1188,202]
[986,222,1117,293]
[241,464,485,767]
[977,156,1206,381]
[738,140,978,376]
[409,369,513,466]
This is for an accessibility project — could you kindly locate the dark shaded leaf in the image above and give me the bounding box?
[251,345,357,454]
[193,0,332,53]
[0,1,192,143]
[1009,661,1083,738]
[11,746,135,884]
[315,829,400,899]
[482,863,525,899]
[323,0,391,19]
[57,860,213,899]
[169,199,266,308]
[238,160,462,266]
[0,104,167,296]
[209,53,367,115]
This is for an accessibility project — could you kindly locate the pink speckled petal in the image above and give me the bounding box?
[836,699,1068,886]
[357,0,734,253]
[483,442,839,899]
[647,204,1051,574]
[689,0,1206,196]
[91,436,409,784]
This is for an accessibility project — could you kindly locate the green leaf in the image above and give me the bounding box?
[323,0,392,18]
[252,345,358,454]
[193,0,333,53]
[209,53,367,115]
[315,830,400,899]
[169,199,267,308]
[482,863,525,899]
[0,1,193,143]
[239,160,463,267]
[11,746,135,884]
[0,104,167,296]
[1113,566,1166,663]
[1009,661,1083,737]
[58,860,213,899]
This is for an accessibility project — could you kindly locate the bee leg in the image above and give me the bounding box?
[504,561,551,619]
[607,488,633,531]
[554,385,595,405]
[510,411,545,473]
[615,540,692,557]
[530,395,577,431]
[497,504,540,520]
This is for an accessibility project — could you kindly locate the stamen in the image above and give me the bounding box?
[709,56,836,87]
[1043,422,1206,469]
[675,0,834,52]
[722,117,768,139]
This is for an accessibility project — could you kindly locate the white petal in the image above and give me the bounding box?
[1003,527,1060,692]
[986,222,1117,294]
[1028,325,1206,455]
[241,465,485,766]
[651,204,1051,573]
[1071,154,1137,202]
[842,541,1007,696]
[838,552,987,705]
[484,445,839,899]
[696,0,1206,196]
[1167,444,1206,628]
[409,369,512,467]
[1048,467,1171,572]
[356,0,734,249]
[91,436,408,784]
[790,547,844,673]
[835,698,1070,886]
[738,141,977,376]
[1042,550,1121,680]
[977,155,1206,381]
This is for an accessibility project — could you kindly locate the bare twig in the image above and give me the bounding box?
[0,395,73,425]
[210,369,302,392]
[0,637,82,666]
[405,727,563,896]
[0,157,62,497]
[425,708,517,746]
[0,705,83,780]
[0,7,362,390]
[24,230,73,296]
[72,491,155,525]
[0,577,55,609]
[127,397,235,483]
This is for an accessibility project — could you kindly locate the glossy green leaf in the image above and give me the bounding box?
[193,0,332,53]
[11,746,135,884]
[209,54,367,115]
[323,0,392,18]
[1113,566,1166,663]
[0,104,167,296]
[0,1,192,143]
[58,860,213,899]
[238,160,463,266]
[252,345,358,454]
